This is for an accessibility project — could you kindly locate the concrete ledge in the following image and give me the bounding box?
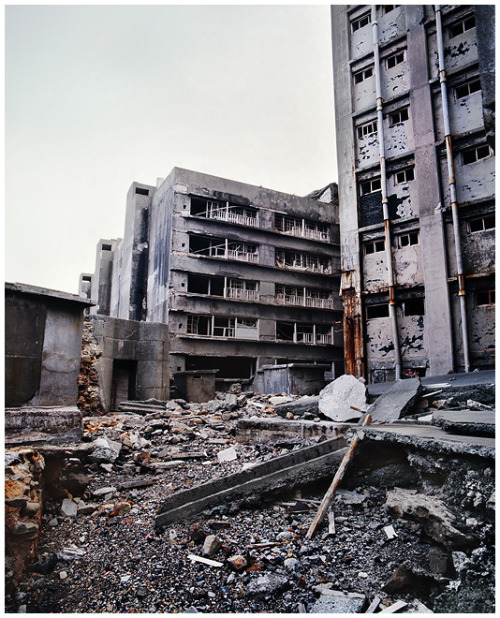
[5,407,83,445]
[236,416,342,443]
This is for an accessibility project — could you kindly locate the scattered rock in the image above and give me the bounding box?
[318,375,367,422]
[203,534,222,557]
[60,499,78,518]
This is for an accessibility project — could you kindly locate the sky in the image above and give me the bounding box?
[5,4,337,295]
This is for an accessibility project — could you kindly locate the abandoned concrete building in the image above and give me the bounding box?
[332,5,495,383]
[80,168,343,403]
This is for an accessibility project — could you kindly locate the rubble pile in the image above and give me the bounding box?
[77,319,105,415]
[5,388,495,613]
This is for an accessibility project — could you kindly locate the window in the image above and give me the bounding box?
[403,298,425,316]
[455,79,481,99]
[367,304,390,319]
[382,5,397,15]
[276,249,331,273]
[276,322,294,341]
[462,144,492,165]
[398,231,419,247]
[468,215,495,233]
[135,187,149,196]
[275,214,328,240]
[360,177,382,195]
[237,318,257,328]
[357,120,378,139]
[365,239,385,254]
[389,107,409,126]
[475,289,495,307]
[351,12,371,32]
[101,244,112,251]
[386,50,405,69]
[82,276,91,282]
[190,196,257,226]
[394,168,415,185]
[354,67,373,84]
[449,15,475,39]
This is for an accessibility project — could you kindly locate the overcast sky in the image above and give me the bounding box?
[5,4,337,295]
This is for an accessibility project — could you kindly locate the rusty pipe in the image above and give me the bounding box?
[435,5,470,372]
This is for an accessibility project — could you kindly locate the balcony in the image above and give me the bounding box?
[226,288,259,301]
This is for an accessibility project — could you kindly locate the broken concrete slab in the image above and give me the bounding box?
[155,435,347,528]
[310,590,365,613]
[273,395,320,419]
[385,488,477,549]
[368,378,423,423]
[235,416,340,444]
[318,375,367,422]
[432,411,495,437]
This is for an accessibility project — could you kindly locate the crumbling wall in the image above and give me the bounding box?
[5,449,45,594]
[77,318,105,415]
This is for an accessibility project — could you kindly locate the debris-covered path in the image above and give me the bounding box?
[6,392,495,613]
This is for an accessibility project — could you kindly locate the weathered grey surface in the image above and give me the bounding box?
[318,375,367,422]
[5,407,83,445]
[155,436,347,527]
[368,378,423,423]
[235,416,340,444]
[386,488,476,549]
[432,410,495,437]
[310,590,365,613]
[273,395,320,418]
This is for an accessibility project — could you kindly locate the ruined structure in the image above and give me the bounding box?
[332,5,495,382]
[81,168,342,402]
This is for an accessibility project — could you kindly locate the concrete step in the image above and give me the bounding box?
[155,435,347,528]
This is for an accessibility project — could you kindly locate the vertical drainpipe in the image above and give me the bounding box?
[372,6,402,380]
[435,6,470,372]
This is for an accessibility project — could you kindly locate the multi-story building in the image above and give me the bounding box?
[81,167,343,397]
[331,5,495,382]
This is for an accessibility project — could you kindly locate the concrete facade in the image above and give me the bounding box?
[86,168,343,394]
[5,282,92,442]
[332,5,495,382]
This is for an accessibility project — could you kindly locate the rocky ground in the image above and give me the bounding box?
[6,390,495,613]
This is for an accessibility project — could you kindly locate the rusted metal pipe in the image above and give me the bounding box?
[435,5,470,372]
[372,7,401,380]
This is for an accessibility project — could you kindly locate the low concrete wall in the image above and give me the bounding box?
[5,283,92,443]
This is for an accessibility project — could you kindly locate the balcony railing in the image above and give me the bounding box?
[226,288,259,301]
[211,210,258,227]
[227,249,258,263]
[316,333,332,345]
[276,293,334,309]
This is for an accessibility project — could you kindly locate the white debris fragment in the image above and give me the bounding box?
[217,446,237,463]
[383,525,398,539]
[188,554,224,568]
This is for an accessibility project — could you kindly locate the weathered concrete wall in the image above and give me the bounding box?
[89,239,118,317]
[5,283,91,443]
[91,315,169,410]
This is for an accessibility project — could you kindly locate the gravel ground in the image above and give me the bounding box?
[6,394,495,613]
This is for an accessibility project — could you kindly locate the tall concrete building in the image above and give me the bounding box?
[82,168,343,399]
[331,5,495,382]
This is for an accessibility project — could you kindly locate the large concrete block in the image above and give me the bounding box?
[368,378,423,423]
[319,375,367,422]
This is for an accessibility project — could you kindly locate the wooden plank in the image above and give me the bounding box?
[305,414,372,540]
[365,596,381,613]
[328,509,335,535]
[188,554,223,568]
[380,600,408,613]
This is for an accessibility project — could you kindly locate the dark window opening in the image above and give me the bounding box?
[449,15,475,38]
[462,144,492,165]
[386,50,405,69]
[101,244,112,251]
[276,322,295,341]
[455,79,481,99]
[365,238,385,254]
[475,289,495,307]
[354,67,373,84]
[135,187,149,196]
[403,298,425,316]
[360,177,382,195]
[394,168,414,185]
[189,234,225,257]
[357,120,378,139]
[398,231,419,248]
[187,274,224,296]
[381,5,397,15]
[367,304,390,319]
[389,107,409,126]
[82,276,91,282]
[351,12,371,32]
[468,215,495,233]
[185,356,256,380]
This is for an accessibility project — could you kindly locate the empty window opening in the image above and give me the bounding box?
[449,15,475,38]
[455,79,481,99]
[190,196,257,226]
[275,213,329,241]
[468,215,495,233]
[386,50,405,69]
[389,107,409,126]
[226,278,258,301]
[357,120,378,139]
[360,177,382,195]
[381,5,397,15]
[101,244,112,251]
[187,315,211,336]
[354,67,373,84]
[394,168,415,185]
[475,289,495,307]
[403,298,425,316]
[398,231,419,248]
[351,12,371,32]
[367,304,390,319]
[365,239,385,254]
[82,275,91,282]
[187,274,224,296]
[135,187,149,196]
[462,144,492,165]
[276,249,331,273]
[276,322,295,341]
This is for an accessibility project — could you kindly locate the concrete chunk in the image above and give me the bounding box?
[319,375,367,422]
[368,378,423,423]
